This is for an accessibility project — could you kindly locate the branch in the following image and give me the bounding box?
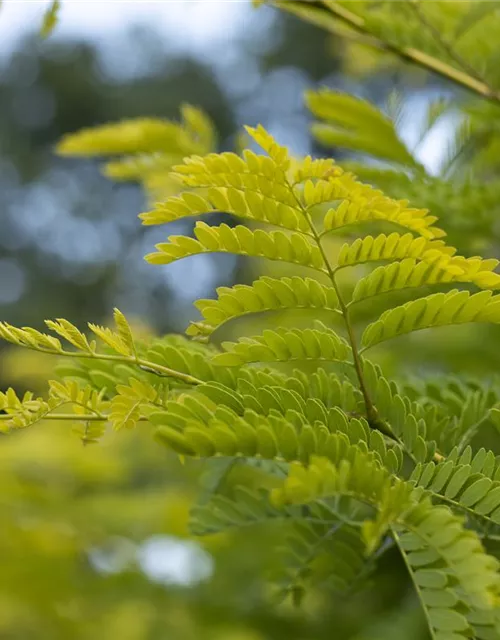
[271,0,500,103]
[407,0,489,87]
[3,344,202,387]
[0,413,106,422]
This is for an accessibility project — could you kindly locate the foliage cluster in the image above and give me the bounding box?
[6,2,500,638]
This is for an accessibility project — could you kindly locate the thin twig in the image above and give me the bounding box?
[0,413,107,422]
[1,343,203,386]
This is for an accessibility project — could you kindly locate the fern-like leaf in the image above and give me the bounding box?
[192,485,369,601]
[272,454,413,553]
[337,232,453,269]
[57,105,213,158]
[411,449,500,527]
[291,155,341,183]
[0,389,54,432]
[154,386,401,473]
[141,183,309,233]
[56,104,215,199]
[322,193,444,240]
[362,289,500,349]
[394,503,500,640]
[146,221,326,271]
[306,88,420,169]
[362,361,439,463]
[88,308,137,357]
[275,455,500,639]
[110,378,164,431]
[213,322,351,367]
[187,276,340,340]
[351,256,500,304]
[48,379,109,417]
[141,131,310,234]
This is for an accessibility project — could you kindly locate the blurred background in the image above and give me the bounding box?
[0,2,473,639]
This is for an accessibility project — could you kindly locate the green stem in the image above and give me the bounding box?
[391,526,437,639]
[6,345,202,386]
[457,416,489,453]
[341,300,377,422]
[0,413,107,422]
[433,490,496,529]
[285,178,392,438]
